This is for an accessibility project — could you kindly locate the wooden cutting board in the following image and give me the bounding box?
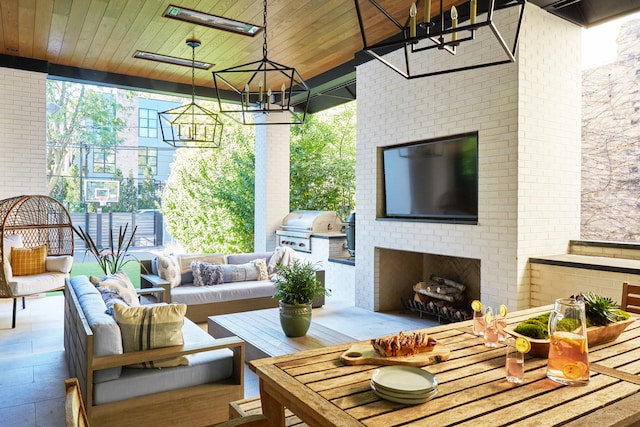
[340,342,450,366]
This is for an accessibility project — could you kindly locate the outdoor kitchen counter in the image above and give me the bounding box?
[250,305,640,426]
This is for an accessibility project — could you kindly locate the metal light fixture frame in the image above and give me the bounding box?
[212,0,310,125]
[158,39,224,148]
[354,0,526,79]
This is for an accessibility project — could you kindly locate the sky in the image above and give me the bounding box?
[582,11,640,69]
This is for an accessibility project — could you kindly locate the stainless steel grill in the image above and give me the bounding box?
[276,210,342,253]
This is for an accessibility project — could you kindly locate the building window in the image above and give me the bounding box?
[93,148,116,173]
[138,147,158,175]
[139,108,157,138]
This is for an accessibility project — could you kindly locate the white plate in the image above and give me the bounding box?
[371,366,438,393]
[371,383,438,405]
[370,379,436,395]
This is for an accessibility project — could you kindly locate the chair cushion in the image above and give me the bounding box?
[91,271,141,307]
[2,234,23,263]
[46,255,73,274]
[11,245,47,276]
[8,271,67,296]
[112,303,188,368]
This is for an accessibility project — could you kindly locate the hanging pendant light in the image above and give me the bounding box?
[212,0,310,125]
[158,39,224,148]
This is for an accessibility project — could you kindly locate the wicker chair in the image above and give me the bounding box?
[0,195,74,327]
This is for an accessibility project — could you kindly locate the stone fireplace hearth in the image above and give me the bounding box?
[377,248,480,312]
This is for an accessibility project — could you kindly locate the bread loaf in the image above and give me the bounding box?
[370,331,437,357]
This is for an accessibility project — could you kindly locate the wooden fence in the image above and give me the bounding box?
[69,211,163,249]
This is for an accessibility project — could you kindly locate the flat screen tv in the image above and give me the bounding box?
[381,132,478,222]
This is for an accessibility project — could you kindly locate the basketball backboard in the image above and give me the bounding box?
[84,180,120,205]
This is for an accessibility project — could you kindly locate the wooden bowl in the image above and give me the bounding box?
[505,317,637,358]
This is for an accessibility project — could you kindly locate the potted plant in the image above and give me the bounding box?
[507,292,634,357]
[73,223,139,276]
[273,260,329,337]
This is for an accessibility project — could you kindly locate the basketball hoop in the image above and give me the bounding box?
[94,188,110,207]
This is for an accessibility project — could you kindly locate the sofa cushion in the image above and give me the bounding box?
[11,245,47,276]
[227,252,273,265]
[91,271,141,307]
[69,276,123,382]
[191,261,224,286]
[170,280,277,306]
[92,320,234,405]
[112,303,189,368]
[156,254,181,288]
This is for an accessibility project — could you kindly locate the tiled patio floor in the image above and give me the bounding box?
[0,294,437,427]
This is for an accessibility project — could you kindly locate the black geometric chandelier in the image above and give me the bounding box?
[212,0,310,125]
[158,39,224,148]
[354,0,526,79]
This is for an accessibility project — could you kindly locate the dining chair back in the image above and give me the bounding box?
[621,282,640,314]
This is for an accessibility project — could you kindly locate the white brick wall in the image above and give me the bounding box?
[0,68,47,198]
[254,114,290,252]
[355,5,581,311]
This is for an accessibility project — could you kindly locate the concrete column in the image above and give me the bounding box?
[254,113,291,252]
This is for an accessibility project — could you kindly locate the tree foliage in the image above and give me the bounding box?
[162,120,256,254]
[47,80,131,197]
[290,103,356,220]
[162,101,357,253]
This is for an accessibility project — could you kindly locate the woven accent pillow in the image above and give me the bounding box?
[112,303,188,368]
[191,261,224,286]
[11,245,47,276]
[216,258,268,282]
[91,271,141,307]
[96,286,130,315]
[156,255,181,288]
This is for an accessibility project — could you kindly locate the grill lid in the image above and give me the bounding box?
[279,210,342,234]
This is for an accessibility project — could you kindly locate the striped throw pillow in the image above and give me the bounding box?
[11,245,47,276]
[112,303,188,368]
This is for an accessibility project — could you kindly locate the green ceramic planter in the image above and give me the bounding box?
[279,301,312,337]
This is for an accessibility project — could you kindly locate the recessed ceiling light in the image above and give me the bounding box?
[133,50,213,70]
[163,5,262,36]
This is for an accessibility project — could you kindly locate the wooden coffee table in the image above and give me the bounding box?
[208,308,355,360]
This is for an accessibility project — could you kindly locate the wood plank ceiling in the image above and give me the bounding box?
[0,0,638,111]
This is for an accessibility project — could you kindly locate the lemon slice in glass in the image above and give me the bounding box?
[562,362,587,380]
[499,304,508,317]
[471,300,482,313]
[515,336,531,353]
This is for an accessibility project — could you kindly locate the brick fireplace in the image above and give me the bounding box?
[354,5,582,312]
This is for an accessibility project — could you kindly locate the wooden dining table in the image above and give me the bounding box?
[249,305,640,426]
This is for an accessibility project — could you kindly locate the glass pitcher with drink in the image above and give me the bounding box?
[546,297,590,385]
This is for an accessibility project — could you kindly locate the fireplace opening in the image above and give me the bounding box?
[376,248,480,322]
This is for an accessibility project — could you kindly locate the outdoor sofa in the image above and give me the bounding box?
[63,275,245,426]
[140,248,325,323]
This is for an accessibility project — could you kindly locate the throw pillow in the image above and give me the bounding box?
[2,234,23,263]
[191,261,224,286]
[11,245,47,276]
[96,286,129,315]
[177,253,226,274]
[156,254,181,288]
[112,303,188,368]
[92,270,141,307]
[45,255,73,273]
[219,259,269,283]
